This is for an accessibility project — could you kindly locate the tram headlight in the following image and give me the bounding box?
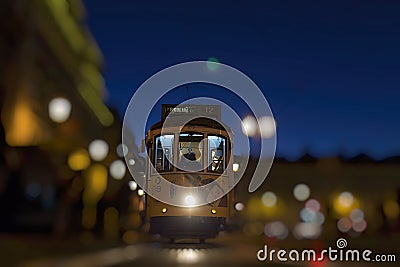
[184,195,196,207]
[211,209,217,214]
[162,207,167,213]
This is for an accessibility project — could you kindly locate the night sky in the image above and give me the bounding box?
[83,0,400,160]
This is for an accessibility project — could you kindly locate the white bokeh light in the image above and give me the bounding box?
[350,208,364,223]
[258,116,276,138]
[48,97,71,123]
[261,192,277,207]
[138,189,145,196]
[88,139,109,161]
[338,192,354,208]
[293,183,311,201]
[241,116,258,137]
[116,143,129,158]
[234,202,245,211]
[109,160,126,180]
[128,181,137,191]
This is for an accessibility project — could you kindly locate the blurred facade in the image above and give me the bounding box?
[0,0,141,240]
[233,155,400,246]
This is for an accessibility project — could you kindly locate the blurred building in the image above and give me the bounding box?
[0,0,136,238]
[234,155,400,241]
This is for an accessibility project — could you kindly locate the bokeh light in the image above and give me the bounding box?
[241,116,258,137]
[352,219,367,233]
[206,57,219,71]
[85,164,108,195]
[234,202,245,211]
[128,181,137,191]
[337,217,352,233]
[338,192,354,208]
[305,198,321,212]
[258,116,276,138]
[264,221,288,240]
[116,143,129,157]
[333,191,358,216]
[383,199,400,219]
[349,208,364,223]
[48,97,71,123]
[300,208,317,222]
[261,192,277,207]
[68,148,90,171]
[88,139,109,161]
[293,183,310,201]
[109,160,126,180]
[293,223,321,239]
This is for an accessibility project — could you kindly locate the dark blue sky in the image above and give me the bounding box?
[83,0,400,159]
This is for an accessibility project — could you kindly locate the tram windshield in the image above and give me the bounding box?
[153,133,227,173]
[178,133,204,171]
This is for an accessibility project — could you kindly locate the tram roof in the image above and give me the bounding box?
[149,117,232,133]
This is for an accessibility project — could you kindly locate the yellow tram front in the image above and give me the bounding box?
[145,104,234,241]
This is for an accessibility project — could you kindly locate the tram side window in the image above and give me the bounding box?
[208,135,226,173]
[155,135,174,172]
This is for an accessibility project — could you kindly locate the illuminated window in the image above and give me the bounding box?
[208,135,226,173]
[178,132,203,171]
[155,135,174,172]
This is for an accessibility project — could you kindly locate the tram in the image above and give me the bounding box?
[145,104,234,242]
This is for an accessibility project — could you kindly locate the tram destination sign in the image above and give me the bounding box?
[161,104,221,120]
